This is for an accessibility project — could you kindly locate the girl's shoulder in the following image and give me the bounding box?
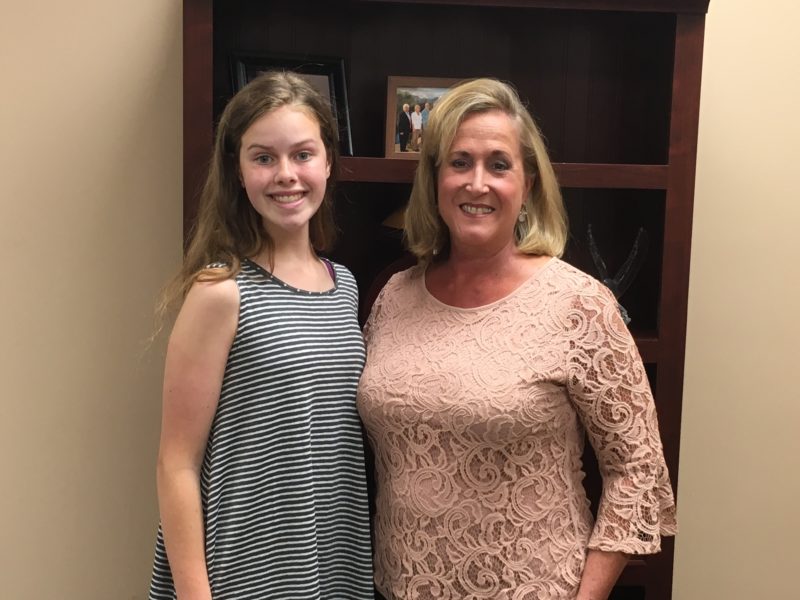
[186,277,239,312]
[324,260,359,296]
[174,277,240,340]
[327,259,356,282]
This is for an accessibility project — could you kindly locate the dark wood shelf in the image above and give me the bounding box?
[618,558,648,586]
[634,334,660,363]
[339,157,417,184]
[339,157,669,189]
[556,164,669,190]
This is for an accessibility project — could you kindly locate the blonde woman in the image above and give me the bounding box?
[358,78,676,600]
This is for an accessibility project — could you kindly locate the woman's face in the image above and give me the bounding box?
[238,105,331,241]
[436,110,532,257]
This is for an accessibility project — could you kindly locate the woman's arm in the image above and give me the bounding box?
[575,549,628,600]
[565,282,676,595]
[156,279,238,600]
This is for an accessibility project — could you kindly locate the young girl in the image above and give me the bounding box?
[148,72,374,600]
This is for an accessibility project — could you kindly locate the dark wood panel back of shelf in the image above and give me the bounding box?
[214,1,676,164]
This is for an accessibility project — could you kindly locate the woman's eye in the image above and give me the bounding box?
[255,155,272,165]
[297,151,312,161]
[492,161,510,171]
[451,158,469,169]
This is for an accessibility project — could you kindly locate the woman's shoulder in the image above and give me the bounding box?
[369,264,423,307]
[542,258,618,314]
[359,259,421,324]
[383,263,424,293]
[363,264,424,330]
[547,258,608,295]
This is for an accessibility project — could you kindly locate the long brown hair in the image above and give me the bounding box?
[155,71,340,333]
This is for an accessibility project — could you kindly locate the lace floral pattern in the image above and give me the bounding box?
[357,259,676,600]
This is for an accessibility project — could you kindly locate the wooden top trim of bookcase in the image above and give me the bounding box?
[357,0,710,15]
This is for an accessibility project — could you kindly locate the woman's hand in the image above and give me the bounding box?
[575,549,629,600]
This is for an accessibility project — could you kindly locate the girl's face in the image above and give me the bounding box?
[238,105,331,241]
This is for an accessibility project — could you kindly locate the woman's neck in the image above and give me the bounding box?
[444,242,524,280]
[426,246,550,308]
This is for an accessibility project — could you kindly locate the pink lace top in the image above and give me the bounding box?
[357,258,676,600]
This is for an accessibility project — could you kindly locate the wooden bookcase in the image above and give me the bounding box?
[182,1,709,598]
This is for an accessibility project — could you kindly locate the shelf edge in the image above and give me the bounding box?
[339,157,669,189]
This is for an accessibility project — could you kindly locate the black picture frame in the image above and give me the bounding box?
[230,53,353,156]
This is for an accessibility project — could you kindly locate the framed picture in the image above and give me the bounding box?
[384,76,463,159]
[230,53,353,156]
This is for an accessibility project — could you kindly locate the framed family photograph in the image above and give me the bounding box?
[230,53,353,156]
[384,76,462,160]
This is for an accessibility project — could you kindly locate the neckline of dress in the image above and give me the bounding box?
[420,256,558,312]
[244,257,338,296]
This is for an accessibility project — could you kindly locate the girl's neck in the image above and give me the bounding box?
[255,223,316,266]
[270,238,317,265]
[251,237,333,293]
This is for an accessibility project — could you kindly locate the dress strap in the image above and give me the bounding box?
[321,258,336,283]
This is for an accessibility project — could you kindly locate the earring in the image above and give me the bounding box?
[518,208,528,223]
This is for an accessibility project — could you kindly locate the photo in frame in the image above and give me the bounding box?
[230,53,353,156]
[384,76,463,159]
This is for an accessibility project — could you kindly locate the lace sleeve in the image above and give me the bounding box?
[565,282,677,554]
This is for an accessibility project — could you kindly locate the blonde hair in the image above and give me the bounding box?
[404,78,566,263]
[154,71,339,334]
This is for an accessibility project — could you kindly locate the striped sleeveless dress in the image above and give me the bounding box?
[149,259,374,600]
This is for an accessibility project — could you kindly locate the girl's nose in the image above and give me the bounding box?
[274,157,297,184]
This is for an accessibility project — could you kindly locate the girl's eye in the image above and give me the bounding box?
[296,151,312,161]
[255,155,272,165]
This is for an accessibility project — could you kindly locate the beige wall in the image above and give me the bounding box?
[0,1,181,598]
[0,1,797,599]
[673,0,800,597]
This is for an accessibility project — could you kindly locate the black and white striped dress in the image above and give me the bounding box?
[149,259,374,600]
